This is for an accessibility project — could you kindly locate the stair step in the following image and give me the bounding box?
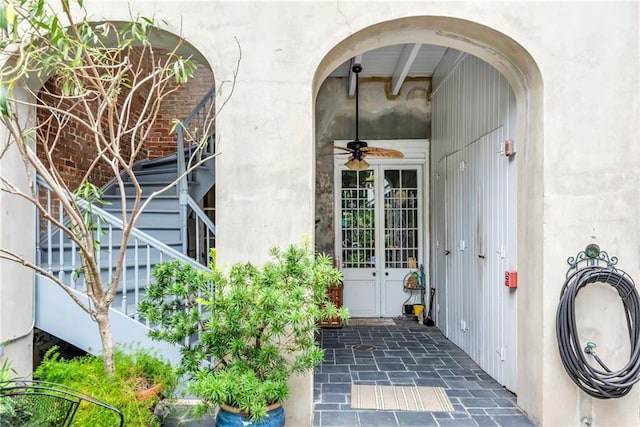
[133,227,181,242]
[126,168,178,182]
[77,226,181,244]
[101,209,180,228]
[112,182,177,196]
[133,151,202,170]
[137,154,179,168]
[131,165,177,174]
[40,244,183,268]
[135,154,211,173]
[112,181,196,196]
[101,195,179,210]
[40,223,181,246]
[113,291,148,319]
[48,261,209,309]
[40,239,182,249]
[44,265,182,296]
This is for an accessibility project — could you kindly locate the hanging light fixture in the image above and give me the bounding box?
[335,63,403,170]
[344,149,370,171]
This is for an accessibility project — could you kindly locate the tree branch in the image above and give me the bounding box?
[0,249,95,318]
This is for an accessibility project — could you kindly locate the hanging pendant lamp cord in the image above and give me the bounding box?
[556,266,640,398]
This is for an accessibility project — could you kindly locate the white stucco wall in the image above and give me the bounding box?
[1,1,638,426]
[0,92,35,377]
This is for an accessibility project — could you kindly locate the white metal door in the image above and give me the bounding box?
[442,127,517,391]
[433,158,447,334]
[336,164,424,317]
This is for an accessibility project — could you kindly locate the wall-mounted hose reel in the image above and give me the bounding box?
[556,244,640,399]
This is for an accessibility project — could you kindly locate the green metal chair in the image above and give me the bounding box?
[0,380,124,426]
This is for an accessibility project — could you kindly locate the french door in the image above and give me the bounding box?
[335,163,424,317]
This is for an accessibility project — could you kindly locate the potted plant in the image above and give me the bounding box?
[138,238,350,426]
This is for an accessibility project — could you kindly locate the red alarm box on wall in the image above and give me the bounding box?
[505,270,518,288]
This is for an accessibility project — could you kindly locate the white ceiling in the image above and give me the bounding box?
[328,43,452,96]
[329,44,449,78]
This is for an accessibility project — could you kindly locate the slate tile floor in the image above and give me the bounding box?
[314,320,535,427]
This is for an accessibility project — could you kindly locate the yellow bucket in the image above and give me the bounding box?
[413,304,425,318]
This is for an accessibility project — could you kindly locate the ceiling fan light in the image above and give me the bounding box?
[345,158,370,171]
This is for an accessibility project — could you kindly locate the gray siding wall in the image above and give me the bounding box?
[431,53,518,391]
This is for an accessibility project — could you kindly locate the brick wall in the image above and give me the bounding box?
[146,64,215,159]
[36,47,214,190]
[36,78,133,190]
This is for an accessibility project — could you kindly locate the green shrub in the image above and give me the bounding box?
[34,346,176,426]
[139,239,350,421]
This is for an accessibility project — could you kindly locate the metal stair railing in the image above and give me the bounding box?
[186,195,216,264]
[35,176,211,321]
[176,85,216,257]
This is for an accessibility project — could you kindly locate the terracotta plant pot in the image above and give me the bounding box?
[136,383,163,401]
[216,403,285,427]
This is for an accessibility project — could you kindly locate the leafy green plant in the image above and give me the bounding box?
[139,238,349,421]
[0,358,20,422]
[0,358,16,383]
[33,346,177,426]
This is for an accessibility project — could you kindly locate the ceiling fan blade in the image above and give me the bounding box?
[333,145,354,152]
[360,146,404,158]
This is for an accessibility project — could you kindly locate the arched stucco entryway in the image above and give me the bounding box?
[312,16,543,423]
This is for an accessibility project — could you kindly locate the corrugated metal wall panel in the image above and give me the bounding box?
[430,54,518,391]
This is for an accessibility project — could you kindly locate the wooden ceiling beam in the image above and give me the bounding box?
[390,44,422,96]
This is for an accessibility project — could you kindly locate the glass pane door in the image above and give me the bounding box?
[383,169,419,268]
[340,169,375,269]
[337,162,423,318]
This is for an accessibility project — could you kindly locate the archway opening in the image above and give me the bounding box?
[312,15,543,419]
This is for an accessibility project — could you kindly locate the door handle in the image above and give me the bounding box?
[385,272,389,276]
[444,250,451,255]
[372,271,376,277]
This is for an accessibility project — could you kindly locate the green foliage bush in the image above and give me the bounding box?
[33,346,177,426]
[139,239,349,421]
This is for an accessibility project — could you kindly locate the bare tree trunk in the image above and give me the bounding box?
[95,310,116,374]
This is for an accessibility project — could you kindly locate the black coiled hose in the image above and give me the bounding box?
[556,266,640,398]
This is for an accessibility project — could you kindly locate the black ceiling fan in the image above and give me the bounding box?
[334,63,404,171]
